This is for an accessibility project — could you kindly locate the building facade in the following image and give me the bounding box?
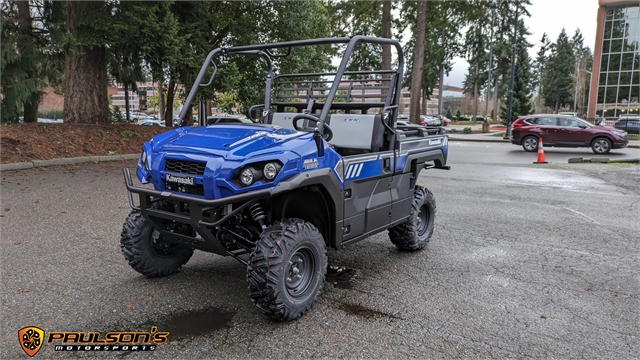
[588,0,640,119]
[111,82,157,113]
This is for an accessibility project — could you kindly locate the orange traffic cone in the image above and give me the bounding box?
[534,137,548,164]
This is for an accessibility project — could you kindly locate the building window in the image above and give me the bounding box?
[596,4,640,118]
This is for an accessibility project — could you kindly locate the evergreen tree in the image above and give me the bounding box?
[532,33,550,112]
[541,29,575,113]
[570,29,592,115]
[501,19,533,120]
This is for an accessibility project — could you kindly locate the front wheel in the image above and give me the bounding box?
[388,186,436,251]
[120,201,194,278]
[247,219,327,321]
[591,137,612,154]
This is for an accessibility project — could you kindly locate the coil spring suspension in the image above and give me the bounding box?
[249,202,266,229]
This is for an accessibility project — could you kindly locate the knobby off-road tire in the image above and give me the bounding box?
[247,219,328,321]
[388,185,436,251]
[120,201,194,278]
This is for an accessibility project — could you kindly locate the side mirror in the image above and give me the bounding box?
[578,124,588,129]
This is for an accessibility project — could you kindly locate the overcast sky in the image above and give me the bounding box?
[444,0,600,88]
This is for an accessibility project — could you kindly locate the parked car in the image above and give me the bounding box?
[137,119,166,126]
[434,115,450,126]
[421,115,441,126]
[509,114,628,154]
[206,115,253,125]
[614,116,640,134]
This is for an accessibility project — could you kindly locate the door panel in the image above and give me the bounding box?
[342,153,394,239]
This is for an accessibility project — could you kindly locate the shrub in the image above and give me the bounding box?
[38,109,64,119]
[463,127,472,133]
[450,128,458,133]
[121,130,141,138]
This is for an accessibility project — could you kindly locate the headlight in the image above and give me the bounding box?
[613,130,627,137]
[240,167,258,186]
[140,152,151,171]
[263,162,281,180]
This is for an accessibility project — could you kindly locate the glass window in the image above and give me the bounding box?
[559,117,581,127]
[627,7,639,19]
[634,56,640,72]
[601,54,609,71]
[598,86,606,103]
[612,20,625,38]
[614,7,626,20]
[606,86,618,103]
[608,72,619,85]
[606,8,614,20]
[634,71,640,85]
[604,21,612,39]
[622,53,635,71]
[603,39,611,54]
[611,39,623,52]
[538,117,557,126]
[631,85,640,102]
[618,85,631,102]
[600,72,608,86]
[622,38,636,52]
[609,53,622,71]
[620,71,633,85]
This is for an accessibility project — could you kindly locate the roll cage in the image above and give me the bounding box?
[177,36,405,134]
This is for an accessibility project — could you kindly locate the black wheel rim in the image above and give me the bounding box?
[285,247,315,298]
[151,229,180,257]
[417,205,429,237]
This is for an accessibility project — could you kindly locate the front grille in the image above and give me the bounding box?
[165,159,206,175]
[164,181,205,196]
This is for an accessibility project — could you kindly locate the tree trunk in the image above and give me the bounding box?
[205,100,212,117]
[17,0,40,123]
[492,76,499,120]
[422,87,427,115]
[409,1,427,124]
[473,62,479,122]
[64,2,110,124]
[381,1,391,97]
[554,100,559,114]
[164,80,175,127]
[23,92,41,123]
[124,82,131,121]
[158,81,165,120]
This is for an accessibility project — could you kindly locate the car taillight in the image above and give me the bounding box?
[512,118,525,128]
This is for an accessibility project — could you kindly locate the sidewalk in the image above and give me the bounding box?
[445,123,640,148]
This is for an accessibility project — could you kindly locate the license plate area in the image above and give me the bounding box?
[165,173,195,185]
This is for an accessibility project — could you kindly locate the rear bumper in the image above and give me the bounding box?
[510,138,522,145]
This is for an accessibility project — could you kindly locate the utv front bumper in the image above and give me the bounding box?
[123,168,272,257]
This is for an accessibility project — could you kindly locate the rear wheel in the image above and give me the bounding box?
[388,186,436,251]
[120,201,194,278]
[247,219,327,321]
[591,137,612,154]
[522,136,538,152]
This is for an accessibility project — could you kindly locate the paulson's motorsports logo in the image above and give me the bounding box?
[18,327,44,357]
[18,326,169,356]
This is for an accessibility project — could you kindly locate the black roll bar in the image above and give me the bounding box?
[177,36,404,130]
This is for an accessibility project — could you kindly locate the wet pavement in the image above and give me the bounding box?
[1,145,638,358]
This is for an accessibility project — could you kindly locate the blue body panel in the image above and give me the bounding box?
[137,124,449,201]
[137,124,345,200]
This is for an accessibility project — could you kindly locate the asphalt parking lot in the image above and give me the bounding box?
[1,146,638,358]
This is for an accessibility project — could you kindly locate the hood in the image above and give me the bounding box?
[150,124,308,158]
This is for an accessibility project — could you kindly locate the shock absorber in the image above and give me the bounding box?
[249,202,266,229]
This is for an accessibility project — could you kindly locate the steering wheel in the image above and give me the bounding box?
[292,113,333,142]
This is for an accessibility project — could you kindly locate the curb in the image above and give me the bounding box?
[0,154,139,172]
[448,137,509,143]
[568,157,640,164]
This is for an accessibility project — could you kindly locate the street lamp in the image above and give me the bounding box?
[573,69,592,115]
